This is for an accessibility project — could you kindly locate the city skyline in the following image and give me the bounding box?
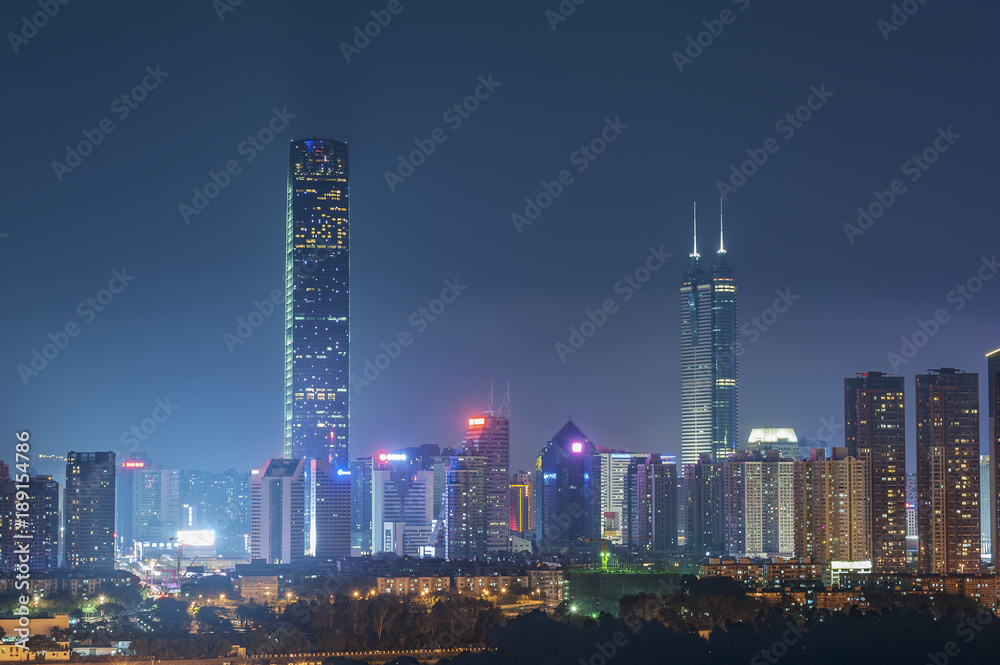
[2,1,998,480]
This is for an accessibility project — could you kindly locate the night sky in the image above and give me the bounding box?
[2,0,997,478]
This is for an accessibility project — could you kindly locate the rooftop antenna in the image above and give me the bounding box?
[485,380,495,415]
[499,380,510,418]
[718,197,726,254]
[690,202,699,258]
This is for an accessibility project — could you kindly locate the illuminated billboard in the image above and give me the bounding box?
[177,530,215,547]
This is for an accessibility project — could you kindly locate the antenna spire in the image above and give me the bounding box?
[690,202,700,258]
[485,380,495,415]
[499,380,510,418]
[718,197,726,254]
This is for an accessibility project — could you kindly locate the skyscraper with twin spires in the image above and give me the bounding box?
[681,202,738,466]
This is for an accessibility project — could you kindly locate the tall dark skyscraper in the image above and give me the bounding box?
[65,451,116,570]
[987,347,1000,567]
[461,385,510,551]
[844,371,907,572]
[284,139,350,468]
[625,454,678,553]
[350,456,373,555]
[534,421,602,552]
[681,202,737,465]
[916,369,980,574]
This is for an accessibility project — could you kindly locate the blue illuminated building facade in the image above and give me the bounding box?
[284,139,351,468]
[535,421,602,552]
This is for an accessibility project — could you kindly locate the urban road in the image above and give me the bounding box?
[138,647,490,665]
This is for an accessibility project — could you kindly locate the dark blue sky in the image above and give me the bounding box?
[2,0,997,477]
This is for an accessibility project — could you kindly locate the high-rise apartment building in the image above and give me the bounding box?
[685,455,726,555]
[284,139,350,467]
[65,451,115,569]
[0,473,60,573]
[681,203,737,465]
[916,369,980,574]
[625,454,678,553]
[844,371,906,572]
[794,448,869,563]
[723,450,794,557]
[462,388,510,552]
[981,454,991,559]
[600,452,637,545]
[250,458,305,565]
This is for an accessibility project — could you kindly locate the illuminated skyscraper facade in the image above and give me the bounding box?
[844,371,907,572]
[284,139,350,468]
[250,458,305,565]
[462,388,511,551]
[681,203,737,465]
[535,421,602,551]
[65,451,116,570]
[988,348,1000,566]
[916,368,980,574]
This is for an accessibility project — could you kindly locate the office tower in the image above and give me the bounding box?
[444,455,487,559]
[372,458,435,557]
[600,452,637,544]
[115,454,149,553]
[794,448,869,563]
[681,202,737,465]
[535,421,603,551]
[710,202,738,455]
[250,459,305,565]
[982,455,992,559]
[509,471,534,534]
[0,474,60,573]
[625,454,678,553]
[746,427,800,460]
[310,459,351,559]
[462,387,510,552]
[350,457,373,554]
[135,467,181,544]
[916,369,980,574]
[64,451,116,569]
[685,455,726,555]
[284,139,350,467]
[844,371,907,572]
[989,348,1000,566]
[723,450,794,557]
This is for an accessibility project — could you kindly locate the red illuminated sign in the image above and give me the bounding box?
[123,461,145,468]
